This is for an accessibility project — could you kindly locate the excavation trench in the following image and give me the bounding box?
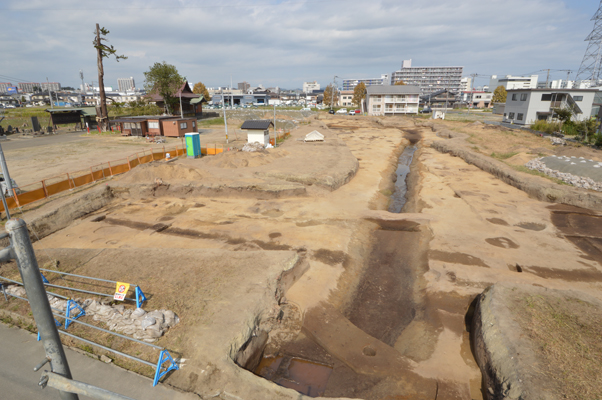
[237,131,431,398]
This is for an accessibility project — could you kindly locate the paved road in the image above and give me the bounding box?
[0,323,198,400]
[0,132,91,151]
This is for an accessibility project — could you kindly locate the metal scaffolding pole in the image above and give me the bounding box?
[6,218,79,400]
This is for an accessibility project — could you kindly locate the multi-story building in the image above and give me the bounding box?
[117,77,135,92]
[366,85,420,116]
[40,82,61,92]
[390,60,463,96]
[489,75,538,91]
[18,82,40,93]
[503,88,599,125]
[339,90,355,107]
[0,83,13,93]
[342,74,390,91]
[303,81,320,93]
[237,82,250,92]
[460,77,472,92]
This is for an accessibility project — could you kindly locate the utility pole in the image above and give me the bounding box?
[273,103,276,147]
[47,77,53,109]
[545,69,551,88]
[330,75,339,111]
[222,88,228,144]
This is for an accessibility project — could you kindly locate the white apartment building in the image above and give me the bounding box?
[489,75,538,91]
[40,82,61,92]
[366,85,420,116]
[460,77,472,92]
[503,89,598,125]
[117,77,136,92]
[342,74,390,91]
[390,59,463,96]
[303,81,320,93]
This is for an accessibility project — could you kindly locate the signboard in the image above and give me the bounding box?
[6,87,17,94]
[114,282,131,301]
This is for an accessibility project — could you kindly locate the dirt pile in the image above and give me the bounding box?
[202,149,289,169]
[117,163,204,184]
[472,283,602,399]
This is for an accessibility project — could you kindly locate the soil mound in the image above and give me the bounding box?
[118,163,204,183]
[202,149,290,169]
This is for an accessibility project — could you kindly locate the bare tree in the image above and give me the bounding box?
[94,24,127,130]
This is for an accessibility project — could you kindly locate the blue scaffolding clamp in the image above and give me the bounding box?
[135,286,147,308]
[64,300,85,329]
[153,350,179,387]
[40,273,49,284]
[38,318,62,341]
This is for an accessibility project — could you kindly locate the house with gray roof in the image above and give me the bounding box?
[366,85,421,116]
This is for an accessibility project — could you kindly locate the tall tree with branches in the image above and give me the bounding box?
[144,62,185,114]
[353,82,366,107]
[94,23,127,130]
[192,82,211,102]
[323,84,339,108]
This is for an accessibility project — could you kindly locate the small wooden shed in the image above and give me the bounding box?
[241,120,274,146]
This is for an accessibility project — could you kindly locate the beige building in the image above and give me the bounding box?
[366,85,420,116]
[339,90,354,107]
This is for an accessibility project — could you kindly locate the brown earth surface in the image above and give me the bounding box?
[1,113,602,399]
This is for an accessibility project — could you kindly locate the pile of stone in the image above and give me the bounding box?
[549,137,566,145]
[2,284,179,343]
[242,142,266,152]
[525,158,602,191]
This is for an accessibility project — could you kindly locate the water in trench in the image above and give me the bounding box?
[388,143,418,213]
[249,138,425,397]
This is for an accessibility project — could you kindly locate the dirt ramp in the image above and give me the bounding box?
[472,283,602,399]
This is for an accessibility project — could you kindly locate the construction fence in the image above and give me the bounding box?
[269,130,291,146]
[1,143,229,212]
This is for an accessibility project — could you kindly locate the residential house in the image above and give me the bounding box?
[339,90,355,107]
[148,81,201,117]
[503,88,599,125]
[366,85,420,116]
[462,91,493,108]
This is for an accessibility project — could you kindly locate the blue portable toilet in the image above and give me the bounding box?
[185,132,201,158]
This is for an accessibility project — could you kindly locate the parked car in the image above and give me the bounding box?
[328,109,335,114]
[420,107,432,113]
[335,108,348,114]
[5,104,16,109]
[301,107,311,111]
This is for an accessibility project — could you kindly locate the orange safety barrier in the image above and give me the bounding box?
[0,145,188,213]
[201,144,224,155]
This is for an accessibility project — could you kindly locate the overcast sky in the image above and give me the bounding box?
[1,0,601,91]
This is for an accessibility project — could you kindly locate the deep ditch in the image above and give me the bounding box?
[239,130,433,398]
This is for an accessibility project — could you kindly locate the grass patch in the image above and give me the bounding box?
[198,117,225,127]
[491,151,518,160]
[515,294,602,399]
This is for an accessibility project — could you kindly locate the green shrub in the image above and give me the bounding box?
[531,120,561,134]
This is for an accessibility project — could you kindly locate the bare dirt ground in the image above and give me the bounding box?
[1,113,602,399]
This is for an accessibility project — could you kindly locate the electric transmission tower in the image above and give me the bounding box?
[575,1,602,84]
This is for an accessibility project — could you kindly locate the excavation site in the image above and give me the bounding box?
[1,113,602,400]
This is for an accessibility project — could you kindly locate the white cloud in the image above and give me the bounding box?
[0,0,596,89]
